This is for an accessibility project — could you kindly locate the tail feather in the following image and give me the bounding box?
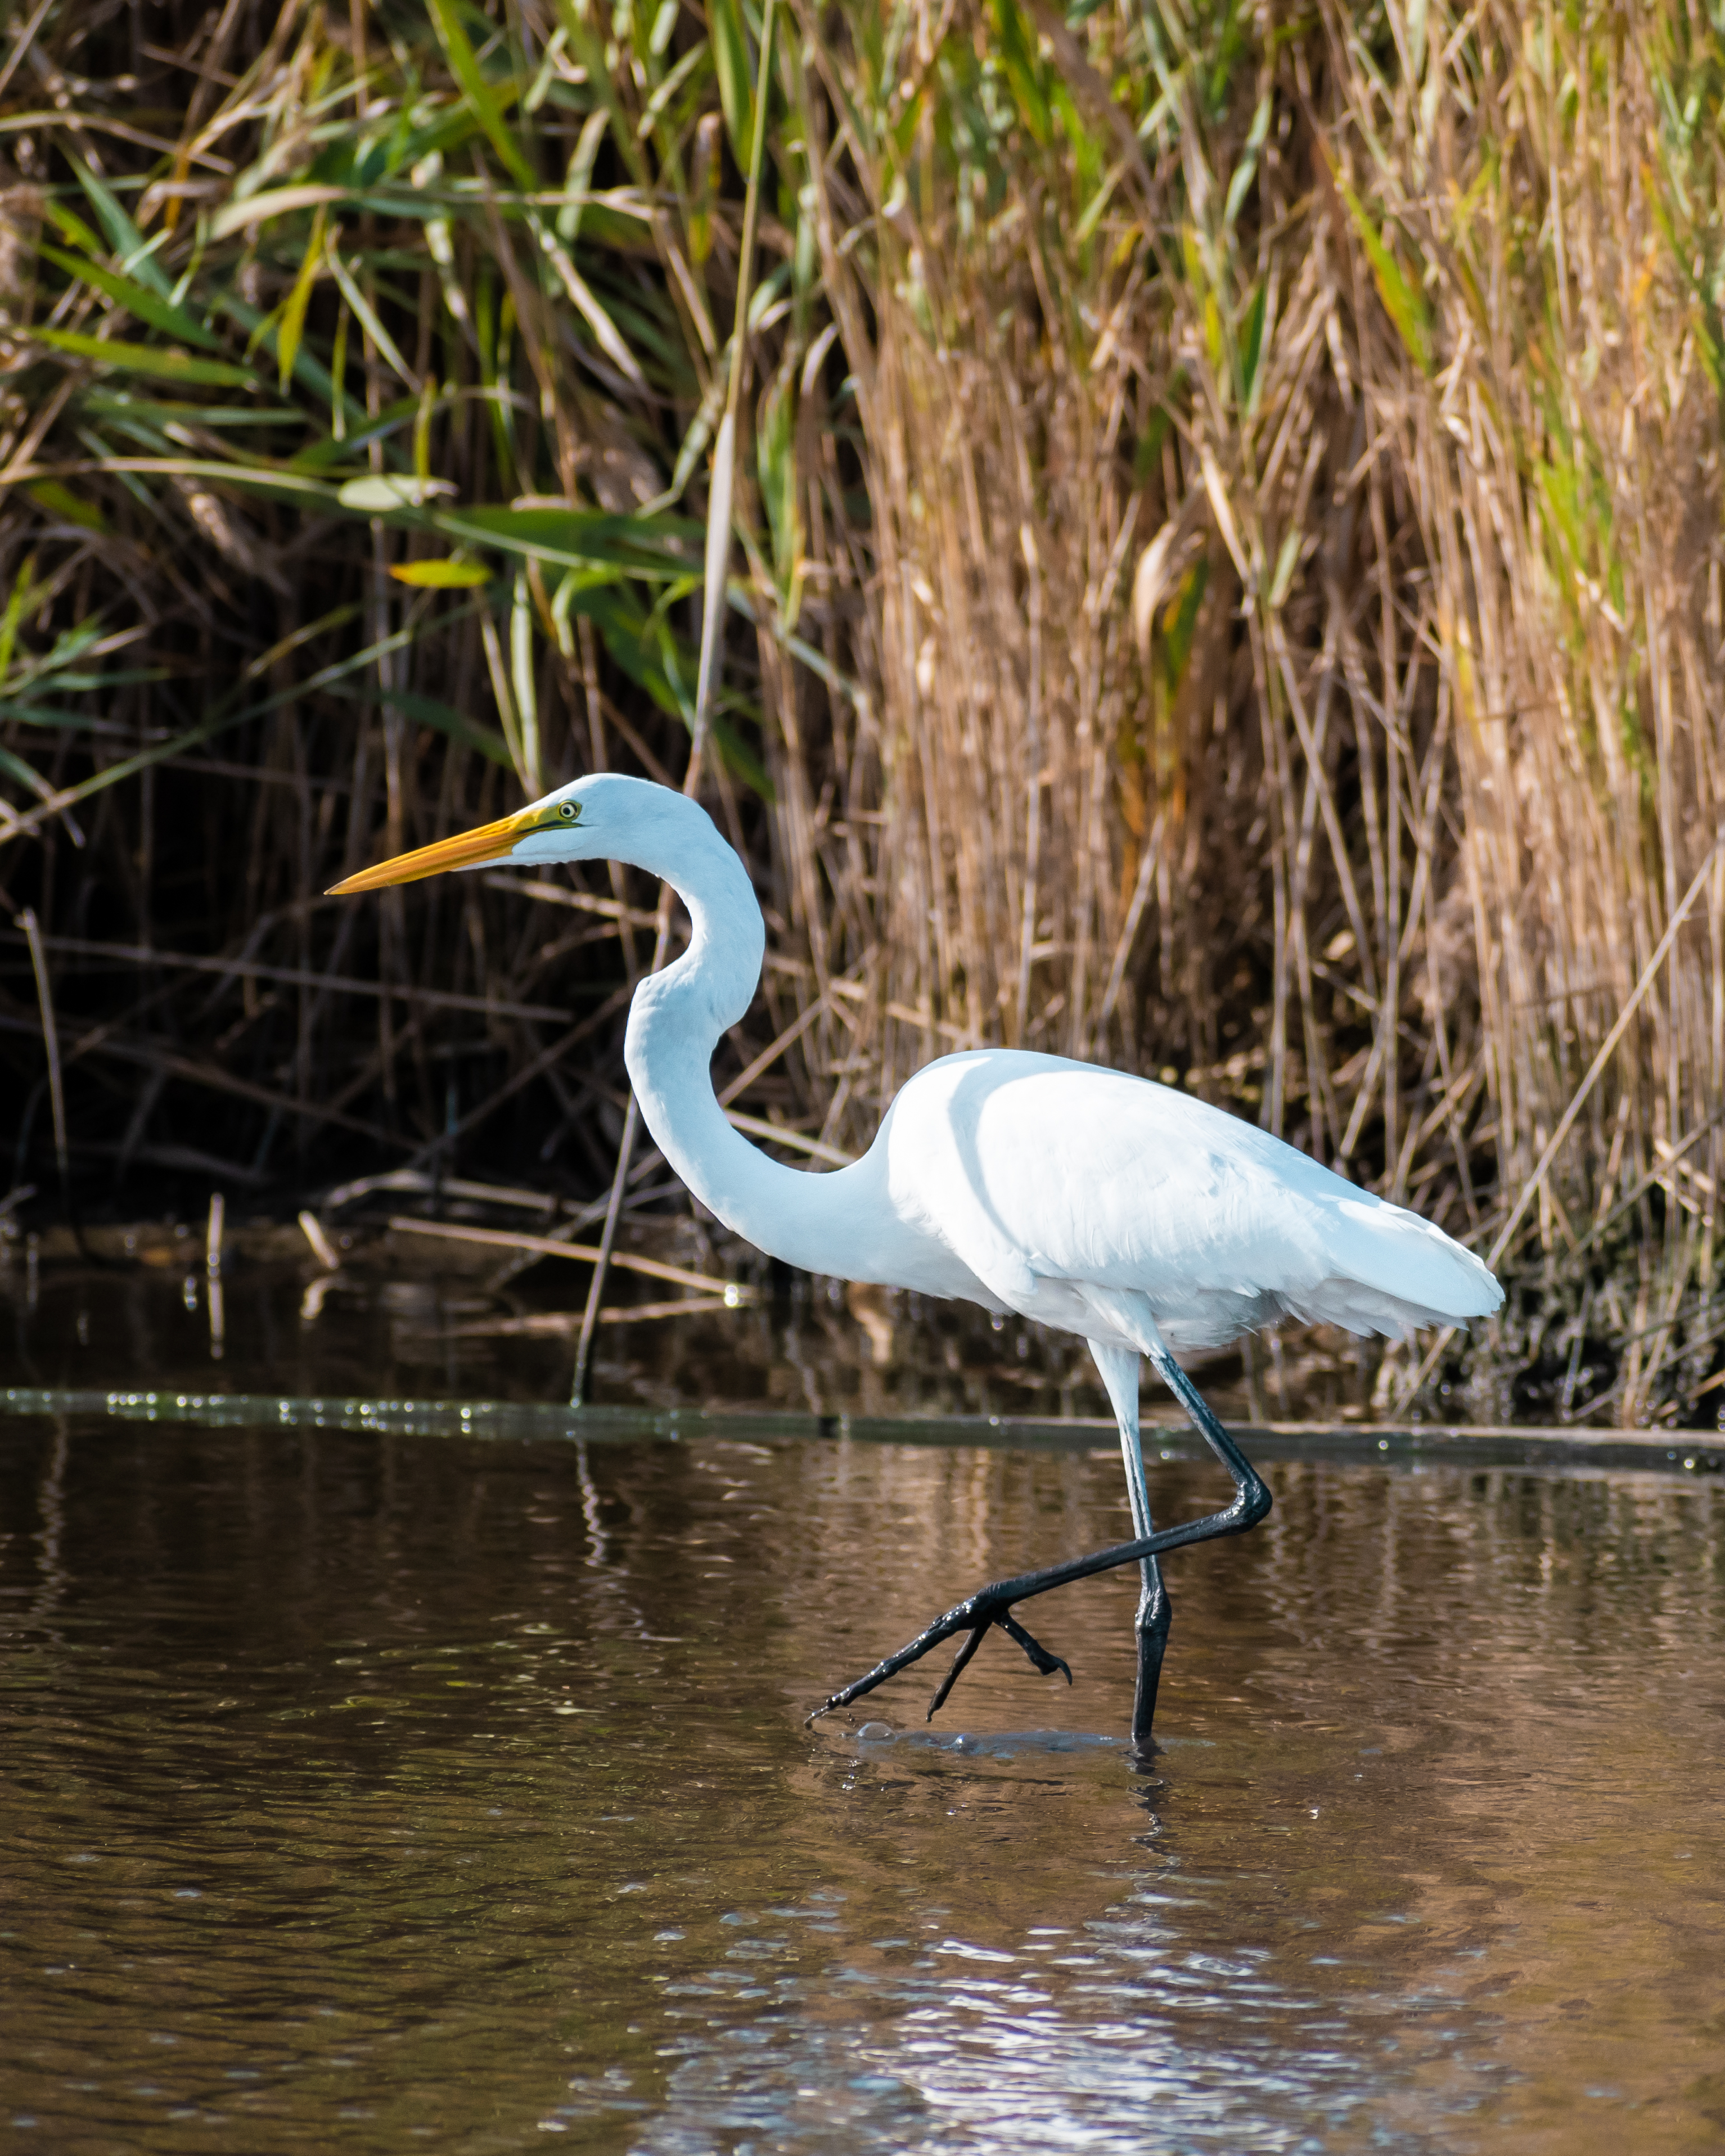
[1304,1195,1502,1336]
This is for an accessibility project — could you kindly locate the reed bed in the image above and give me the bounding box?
[2,0,1724,1427]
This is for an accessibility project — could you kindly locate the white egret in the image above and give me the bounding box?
[331,772,1502,1743]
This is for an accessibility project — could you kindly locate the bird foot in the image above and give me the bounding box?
[806,1582,1073,1726]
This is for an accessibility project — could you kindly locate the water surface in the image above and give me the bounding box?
[2,1396,1721,2153]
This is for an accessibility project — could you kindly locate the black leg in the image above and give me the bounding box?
[808,1328,1270,1727]
[1131,1560,1172,1748]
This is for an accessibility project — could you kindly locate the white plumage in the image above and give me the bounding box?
[332,770,1503,1737]
[866,1048,1499,1350]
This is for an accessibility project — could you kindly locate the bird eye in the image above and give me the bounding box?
[558,801,579,821]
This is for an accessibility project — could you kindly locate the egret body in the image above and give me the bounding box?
[331,772,1502,1740]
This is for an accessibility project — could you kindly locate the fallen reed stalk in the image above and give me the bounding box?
[388,1214,753,1301]
[296,1207,339,1271]
[443,1298,741,1334]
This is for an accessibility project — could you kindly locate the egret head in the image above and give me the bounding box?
[326,773,621,895]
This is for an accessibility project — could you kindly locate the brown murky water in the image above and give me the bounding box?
[2,1258,1723,2153]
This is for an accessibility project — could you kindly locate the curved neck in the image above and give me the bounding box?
[616,795,840,1274]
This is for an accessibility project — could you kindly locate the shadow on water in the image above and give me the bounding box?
[2,1260,1724,2152]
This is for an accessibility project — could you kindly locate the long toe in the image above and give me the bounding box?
[926,1623,989,1719]
[997,1612,1072,1684]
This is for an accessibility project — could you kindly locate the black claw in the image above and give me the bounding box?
[998,1612,1072,1685]
[926,1623,987,1719]
[925,1607,1072,1722]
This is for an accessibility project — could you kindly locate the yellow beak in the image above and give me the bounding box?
[326,810,527,895]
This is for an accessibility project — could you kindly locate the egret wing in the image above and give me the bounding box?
[884,1052,1498,1346]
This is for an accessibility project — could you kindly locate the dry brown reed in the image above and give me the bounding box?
[801,0,1725,1426]
[2,0,1724,1426]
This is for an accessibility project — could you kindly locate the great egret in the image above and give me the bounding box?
[331,772,1502,1742]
